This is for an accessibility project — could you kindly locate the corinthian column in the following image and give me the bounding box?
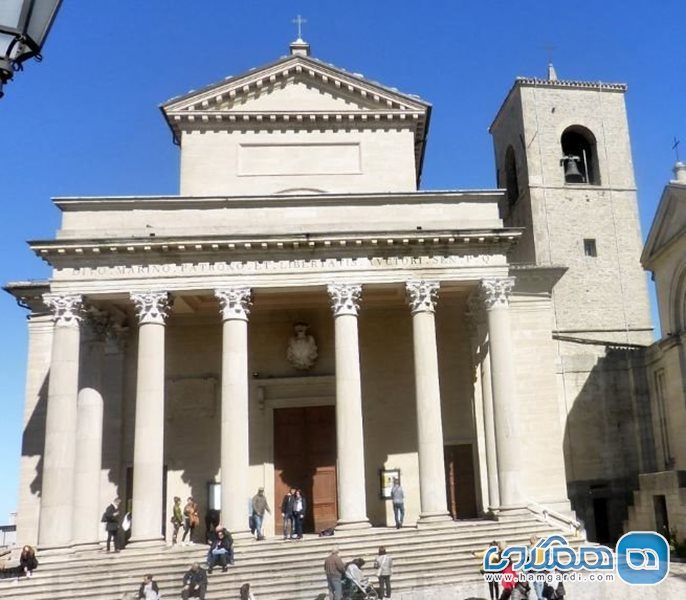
[480,278,523,508]
[72,309,109,548]
[39,294,83,548]
[215,287,252,536]
[129,291,171,544]
[327,283,370,529]
[405,281,450,523]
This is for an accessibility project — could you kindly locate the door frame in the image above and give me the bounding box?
[251,375,335,536]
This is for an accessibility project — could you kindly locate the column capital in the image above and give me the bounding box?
[405,280,439,315]
[215,287,252,321]
[327,283,362,317]
[130,291,171,325]
[480,278,515,310]
[43,293,84,328]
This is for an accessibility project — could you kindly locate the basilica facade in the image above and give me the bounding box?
[6,40,654,549]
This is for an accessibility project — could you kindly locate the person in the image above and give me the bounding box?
[345,558,369,595]
[181,563,207,600]
[499,559,517,600]
[182,497,199,544]
[528,535,545,600]
[292,489,306,539]
[374,546,392,599]
[323,546,346,600]
[251,487,270,540]
[207,528,233,573]
[137,573,160,600]
[103,497,121,552]
[239,582,256,600]
[511,580,531,600]
[18,546,38,578]
[280,488,295,540]
[390,479,404,529]
[204,509,220,544]
[472,540,503,600]
[171,496,184,545]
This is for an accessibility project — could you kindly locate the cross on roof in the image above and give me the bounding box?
[673,136,681,162]
[292,15,307,40]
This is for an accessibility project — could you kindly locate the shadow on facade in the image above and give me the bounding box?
[25,376,48,497]
[562,346,652,544]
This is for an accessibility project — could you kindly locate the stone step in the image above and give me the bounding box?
[0,517,578,600]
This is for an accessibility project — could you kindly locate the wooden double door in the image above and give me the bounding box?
[444,444,478,519]
[274,405,338,534]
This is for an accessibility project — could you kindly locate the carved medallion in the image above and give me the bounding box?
[286,322,318,370]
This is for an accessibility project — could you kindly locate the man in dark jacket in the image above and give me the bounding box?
[280,488,296,540]
[207,528,233,573]
[103,497,121,552]
[181,563,207,600]
[292,489,307,539]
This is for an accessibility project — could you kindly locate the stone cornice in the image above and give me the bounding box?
[51,189,505,212]
[3,280,50,313]
[165,109,423,130]
[490,76,627,133]
[30,229,521,267]
[515,77,626,92]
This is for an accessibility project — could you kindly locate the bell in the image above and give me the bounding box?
[563,156,584,183]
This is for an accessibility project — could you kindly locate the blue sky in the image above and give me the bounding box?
[0,1,684,524]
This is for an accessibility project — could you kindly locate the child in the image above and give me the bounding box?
[374,546,393,599]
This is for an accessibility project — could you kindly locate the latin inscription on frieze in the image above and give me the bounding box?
[58,254,502,280]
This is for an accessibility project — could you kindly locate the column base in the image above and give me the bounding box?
[416,512,453,528]
[335,519,372,531]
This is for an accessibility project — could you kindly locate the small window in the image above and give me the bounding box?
[503,146,519,205]
[561,126,600,185]
[583,238,597,257]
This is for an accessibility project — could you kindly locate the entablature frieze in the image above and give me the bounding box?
[46,252,511,296]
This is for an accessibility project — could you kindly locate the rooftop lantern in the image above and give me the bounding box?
[0,0,62,98]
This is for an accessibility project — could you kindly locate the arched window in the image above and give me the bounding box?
[504,146,519,205]
[560,126,600,185]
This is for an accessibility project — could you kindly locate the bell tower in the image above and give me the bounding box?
[489,67,655,543]
[489,68,652,343]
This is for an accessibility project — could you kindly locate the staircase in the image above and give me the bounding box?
[0,515,582,600]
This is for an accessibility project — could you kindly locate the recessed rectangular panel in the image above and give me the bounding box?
[238,143,361,176]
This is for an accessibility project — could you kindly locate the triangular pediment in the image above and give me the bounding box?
[215,79,378,112]
[161,54,429,115]
[160,53,432,183]
[642,183,686,268]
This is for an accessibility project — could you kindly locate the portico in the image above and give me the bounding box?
[29,259,524,548]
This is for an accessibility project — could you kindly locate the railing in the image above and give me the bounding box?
[526,501,585,538]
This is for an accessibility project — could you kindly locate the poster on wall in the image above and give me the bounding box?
[379,469,400,499]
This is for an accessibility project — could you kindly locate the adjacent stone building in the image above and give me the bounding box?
[627,162,686,542]
[5,40,656,549]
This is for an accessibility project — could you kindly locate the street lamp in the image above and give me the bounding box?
[0,0,62,98]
